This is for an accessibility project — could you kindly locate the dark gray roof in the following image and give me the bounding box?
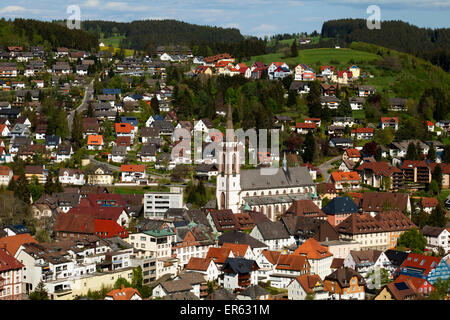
[218,230,268,248]
[240,166,313,191]
[255,221,290,240]
[111,145,127,156]
[206,288,236,300]
[222,258,257,274]
[139,144,157,156]
[237,285,269,299]
[322,197,359,215]
[421,225,445,237]
[384,250,409,267]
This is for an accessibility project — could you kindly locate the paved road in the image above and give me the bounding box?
[68,78,94,133]
[317,155,342,182]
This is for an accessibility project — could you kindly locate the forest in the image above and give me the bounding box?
[0,18,98,51]
[320,19,450,71]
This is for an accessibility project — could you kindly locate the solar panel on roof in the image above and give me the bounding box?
[394,282,408,291]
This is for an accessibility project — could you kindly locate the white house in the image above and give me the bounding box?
[287,274,330,300]
[421,226,450,254]
[58,168,85,185]
[249,221,295,252]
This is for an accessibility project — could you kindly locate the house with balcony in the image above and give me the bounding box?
[397,253,450,285]
[128,229,176,259]
[343,250,391,278]
[268,254,311,289]
[221,258,259,291]
[120,164,146,183]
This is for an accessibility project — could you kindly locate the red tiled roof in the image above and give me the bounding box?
[0,234,38,256]
[222,243,249,258]
[261,250,281,265]
[115,123,134,134]
[276,254,310,272]
[206,247,232,264]
[345,148,361,158]
[356,161,402,176]
[400,253,441,276]
[381,117,398,123]
[296,274,325,293]
[296,122,316,129]
[292,238,332,260]
[87,135,103,145]
[331,171,360,182]
[0,249,24,272]
[94,219,128,239]
[0,166,11,176]
[351,128,374,134]
[106,286,141,300]
[120,164,146,172]
[421,197,439,208]
[185,257,213,271]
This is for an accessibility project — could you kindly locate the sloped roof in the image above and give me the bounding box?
[255,221,290,240]
[106,286,141,300]
[324,267,365,288]
[293,238,332,260]
[222,257,258,274]
[0,234,38,256]
[185,257,213,271]
[296,274,324,293]
[237,285,269,299]
[275,254,310,272]
[0,249,24,272]
[361,192,409,213]
[217,230,268,249]
[322,197,359,215]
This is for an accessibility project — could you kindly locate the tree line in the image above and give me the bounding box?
[321,19,450,71]
[0,18,98,51]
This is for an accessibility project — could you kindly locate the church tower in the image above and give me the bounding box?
[216,102,241,212]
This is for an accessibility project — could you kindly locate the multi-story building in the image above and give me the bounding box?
[128,229,176,259]
[143,187,184,219]
[0,249,24,300]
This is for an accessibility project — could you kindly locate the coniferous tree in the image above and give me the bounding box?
[302,131,316,164]
[405,142,418,160]
[427,143,437,162]
[432,164,443,190]
[290,40,298,57]
[29,280,49,300]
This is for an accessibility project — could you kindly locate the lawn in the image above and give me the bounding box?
[99,45,134,57]
[100,34,125,47]
[244,48,381,68]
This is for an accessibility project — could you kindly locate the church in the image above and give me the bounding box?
[216,104,318,221]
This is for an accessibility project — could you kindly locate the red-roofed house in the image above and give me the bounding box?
[421,197,439,213]
[293,122,316,134]
[205,247,234,268]
[120,164,147,183]
[0,249,24,300]
[293,238,333,279]
[426,121,434,132]
[105,285,142,300]
[115,123,136,141]
[330,171,361,191]
[87,135,104,150]
[185,257,219,281]
[287,274,329,300]
[343,148,361,162]
[222,243,254,260]
[393,274,434,296]
[0,166,13,186]
[270,254,311,289]
[381,117,399,130]
[356,161,403,191]
[94,219,129,239]
[351,128,374,140]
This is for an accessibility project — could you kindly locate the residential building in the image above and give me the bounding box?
[324,267,366,300]
[143,187,184,219]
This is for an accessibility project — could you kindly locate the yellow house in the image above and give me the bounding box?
[86,165,114,185]
[50,268,134,300]
[348,65,360,78]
